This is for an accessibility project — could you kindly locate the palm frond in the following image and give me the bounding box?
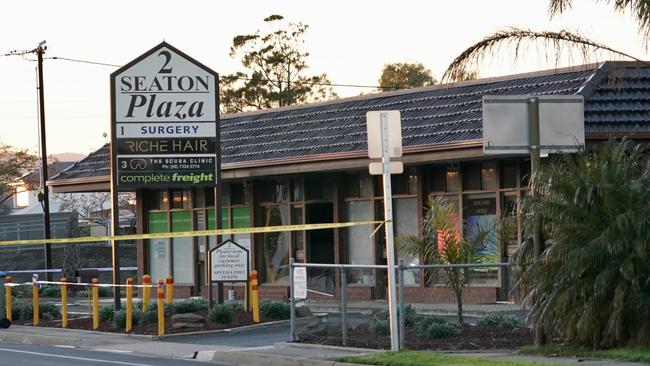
[441,27,640,83]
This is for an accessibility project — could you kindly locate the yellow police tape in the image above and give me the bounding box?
[0,220,385,247]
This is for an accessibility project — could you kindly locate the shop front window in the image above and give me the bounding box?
[148,212,170,281]
[346,200,375,285]
[464,194,498,286]
[394,198,419,286]
[171,210,194,284]
[256,204,289,284]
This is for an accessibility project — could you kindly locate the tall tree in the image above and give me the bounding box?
[442,1,646,82]
[0,141,37,200]
[378,62,437,90]
[221,14,337,114]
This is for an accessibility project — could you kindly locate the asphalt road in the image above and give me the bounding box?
[0,342,221,366]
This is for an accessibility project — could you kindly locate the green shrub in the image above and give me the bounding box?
[40,302,61,320]
[141,301,174,324]
[369,316,390,336]
[369,305,419,336]
[418,322,459,339]
[77,286,113,298]
[11,299,24,320]
[40,285,61,298]
[402,305,418,327]
[99,305,115,322]
[478,313,522,328]
[18,302,33,320]
[114,308,144,328]
[225,301,244,313]
[172,298,209,314]
[260,300,290,320]
[15,301,61,321]
[208,304,234,324]
[413,315,448,337]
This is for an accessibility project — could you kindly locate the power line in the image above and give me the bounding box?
[48,56,120,68]
[42,55,401,90]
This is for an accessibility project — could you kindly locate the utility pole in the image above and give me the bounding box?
[36,41,53,281]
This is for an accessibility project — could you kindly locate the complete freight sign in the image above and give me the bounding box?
[110,42,219,188]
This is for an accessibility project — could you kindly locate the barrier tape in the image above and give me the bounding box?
[5,280,157,288]
[0,220,385,247]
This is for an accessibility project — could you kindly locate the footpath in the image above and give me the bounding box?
[0,325,646,366]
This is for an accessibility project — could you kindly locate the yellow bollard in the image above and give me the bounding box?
[250,270,260,323]
[92,278,99,330]
[157,279,165,336]
[5,276,11,321]
[244,279,249,312]
[165,276,173,305]
[61,277,68,328]
[33,281,39,326]
[126,278,133,333]
[142,275,151,311]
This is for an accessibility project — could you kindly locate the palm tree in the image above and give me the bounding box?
[399,195,490,325]
[514,139,650,348]
[442,0,647,82]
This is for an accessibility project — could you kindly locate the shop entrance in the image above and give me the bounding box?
[305,202,335,294]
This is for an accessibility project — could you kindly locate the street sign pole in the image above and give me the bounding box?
[380,112,399,352]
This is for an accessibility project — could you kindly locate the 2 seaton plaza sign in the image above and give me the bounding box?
[111,42,219,187]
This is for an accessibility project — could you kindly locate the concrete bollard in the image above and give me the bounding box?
[165,276,173,305]
[157,279,165,336]
[126,278,133,333]
[250,271,260,323]
[5,276,11,321]
[142,275,151,311]
[92,278,99,330]
[61,277,68,328]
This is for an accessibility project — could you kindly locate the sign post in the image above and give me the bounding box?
[366,110,402,352]
[110,42,220,309]
[209,239,250,304]
[482,95,584,346]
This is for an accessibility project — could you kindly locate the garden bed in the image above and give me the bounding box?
[9,298,293,336]
[299,324,533,350]
[11,309,270,335]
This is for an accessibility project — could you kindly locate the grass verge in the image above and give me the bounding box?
[520,345,650,363]
[339,351,560,366]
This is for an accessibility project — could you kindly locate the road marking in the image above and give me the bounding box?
[0,347,154,366]
[93,349,135,353]
[53,345,75,348]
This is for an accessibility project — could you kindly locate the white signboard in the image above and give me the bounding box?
[210,240,249,282]
[366,111,402,159]
[111,42,219,188]
[482,95,584,155]
[293,267,307,300]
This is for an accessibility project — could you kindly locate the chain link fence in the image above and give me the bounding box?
[289,260,528,350]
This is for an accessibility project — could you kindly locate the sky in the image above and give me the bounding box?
[1,0,648,157]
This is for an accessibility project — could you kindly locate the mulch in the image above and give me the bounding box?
[11,310,273,335]
[298,324,534,350]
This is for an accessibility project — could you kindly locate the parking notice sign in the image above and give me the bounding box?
[211,240,249,282]
[110,42,219,188]
[293,267,307,299]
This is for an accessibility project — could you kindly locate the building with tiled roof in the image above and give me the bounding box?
[49,61,650,302]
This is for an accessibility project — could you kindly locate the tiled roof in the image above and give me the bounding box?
[52,144,110,180]
[53,61,650,181]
